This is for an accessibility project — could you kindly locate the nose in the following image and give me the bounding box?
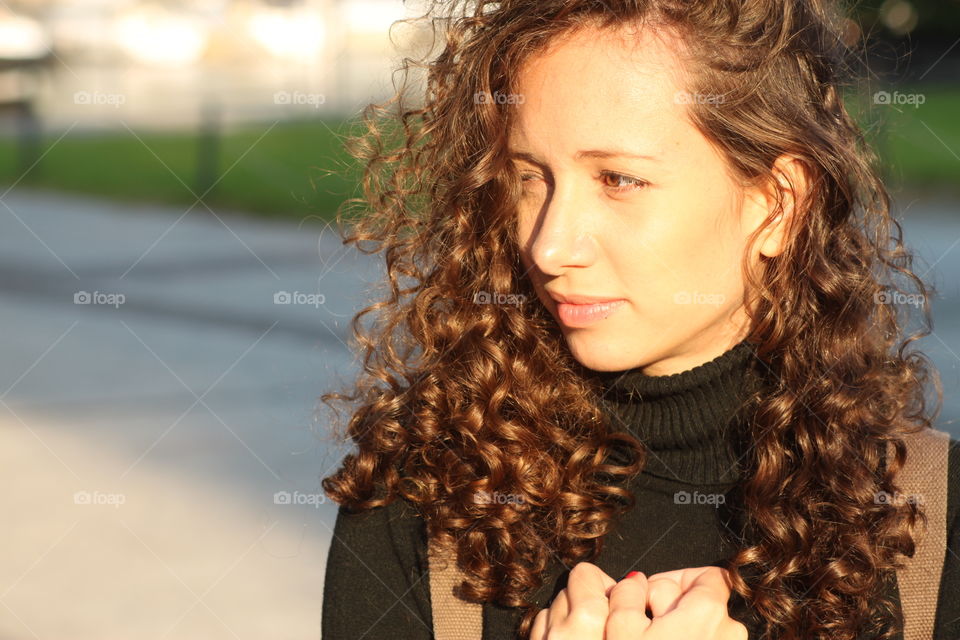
[526,182,598,277]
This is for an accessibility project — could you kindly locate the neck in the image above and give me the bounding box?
[587,338,764,485]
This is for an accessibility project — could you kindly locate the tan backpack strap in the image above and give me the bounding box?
[428,534,483,640]
[892,427,951,640]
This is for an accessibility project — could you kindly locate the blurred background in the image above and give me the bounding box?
[0,1,957,638]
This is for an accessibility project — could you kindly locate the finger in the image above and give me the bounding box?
[566,562,616,609]
[530,608,548,640]
[649,566,729,593]
[679,567,732,601]
[563,563,612,632]
[547,588,570,629]
[606,572,652,639]
[673,567,733,616]
[646,574,684,618]
[644,566,690,615]
[645,566,701,589]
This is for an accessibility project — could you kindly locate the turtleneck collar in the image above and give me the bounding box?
[588,338,765,486]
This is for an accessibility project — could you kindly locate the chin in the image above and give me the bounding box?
[562,333,645,373]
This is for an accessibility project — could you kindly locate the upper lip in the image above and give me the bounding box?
[546,290,626,305]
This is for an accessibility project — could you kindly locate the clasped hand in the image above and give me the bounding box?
[530,562,748,640]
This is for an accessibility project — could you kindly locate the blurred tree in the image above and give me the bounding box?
[848,0,960,82]
[852,0,960,39]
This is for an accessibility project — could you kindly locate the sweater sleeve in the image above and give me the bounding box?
[933,437,960,640]
[322,494,434,640]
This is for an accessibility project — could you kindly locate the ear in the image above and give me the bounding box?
[740,154,810,259]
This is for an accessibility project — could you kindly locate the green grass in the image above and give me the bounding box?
[846,84,960,192]
[882,86,960,189]
[0,85,958,224]
[0,118,366,225]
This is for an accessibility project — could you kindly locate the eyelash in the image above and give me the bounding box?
[598,171,648,193]
[518,171,648,194]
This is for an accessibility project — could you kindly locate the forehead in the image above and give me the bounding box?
[507,23,693,156]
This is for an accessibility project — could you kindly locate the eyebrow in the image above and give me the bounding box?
[507,148,658,164]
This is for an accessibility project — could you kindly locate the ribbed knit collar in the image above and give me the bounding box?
[588,338,764,486]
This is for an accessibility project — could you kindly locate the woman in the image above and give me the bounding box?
[319,1,960,639]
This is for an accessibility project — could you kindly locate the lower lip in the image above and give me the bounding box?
[555,299,627,327]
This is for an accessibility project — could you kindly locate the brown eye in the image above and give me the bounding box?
[599,171,647,192]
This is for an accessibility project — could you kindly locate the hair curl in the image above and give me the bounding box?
[319,1,943,638]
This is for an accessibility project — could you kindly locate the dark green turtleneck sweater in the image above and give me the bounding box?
[322,339,960,639]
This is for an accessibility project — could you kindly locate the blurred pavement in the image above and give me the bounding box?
[0,187,377,639]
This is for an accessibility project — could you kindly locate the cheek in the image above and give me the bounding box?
[674,210,748,304]
[608,192,746,305]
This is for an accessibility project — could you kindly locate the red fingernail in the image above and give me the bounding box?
[625,571,641,579]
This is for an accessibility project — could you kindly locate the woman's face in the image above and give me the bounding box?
[510,24,780,376]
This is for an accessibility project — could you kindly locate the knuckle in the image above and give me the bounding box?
[568,561,597,580]
[645,579,677,609]
[567,604,606,628]
[645,577,669,593]
[606,607,647,634]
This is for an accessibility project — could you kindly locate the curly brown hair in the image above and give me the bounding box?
[318,1,944,638]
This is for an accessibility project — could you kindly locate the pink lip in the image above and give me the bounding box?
[546,291,624,305]
[546,291,627,327]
